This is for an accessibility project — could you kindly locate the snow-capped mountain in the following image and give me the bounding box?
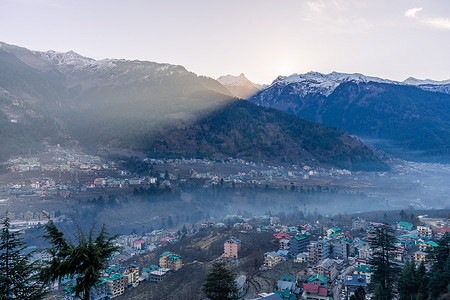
[249,71,450,162]
[402,77,450,86]
[268,71,397,97]
[217,73,264,99]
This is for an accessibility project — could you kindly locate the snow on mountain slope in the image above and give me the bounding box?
[268,71,397,97]
[402,77,450,86]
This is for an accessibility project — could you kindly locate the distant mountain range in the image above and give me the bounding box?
[249,72,450,162]
[0,42,387,170]
[217,73,264,99]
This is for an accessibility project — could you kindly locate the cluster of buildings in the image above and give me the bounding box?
[64,249,183,300]
[240,214,449,300]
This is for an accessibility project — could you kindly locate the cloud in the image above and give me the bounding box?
[404,7,423,18]
[426,18,450,30]
[405,7,450,30]
[307,1,325,13]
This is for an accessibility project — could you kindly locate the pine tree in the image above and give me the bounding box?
[40,220,119,300]
[369,223,399,300]
[0,216,47,299]
[426,235,450,299]
[397,261,421,300]
[203,262,238,300]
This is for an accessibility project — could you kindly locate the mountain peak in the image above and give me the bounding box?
[269,71,397,96]
[217,73,264,99]
[402,76,450,86]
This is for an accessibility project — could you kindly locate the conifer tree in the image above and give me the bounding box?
[203,262,237,300]
[368,223,399,300]
[427,236,450,299]
[0,216,47,299]
[40,220,119,300]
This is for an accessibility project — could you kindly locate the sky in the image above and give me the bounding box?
[1,0,450,84]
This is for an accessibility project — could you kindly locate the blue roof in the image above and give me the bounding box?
[345,274,367,286]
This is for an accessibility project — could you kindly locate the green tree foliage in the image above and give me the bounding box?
[0,216,47,299]
[40,221,119,300]
[202,262,237,300]
[369,224,399,300]
[397,261,429,300]
[426,235,450,299]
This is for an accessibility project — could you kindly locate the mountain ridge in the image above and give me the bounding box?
[0,42,388,170]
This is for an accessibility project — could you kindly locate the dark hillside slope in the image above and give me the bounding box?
[147,100,389,171]
[250,80,450,162]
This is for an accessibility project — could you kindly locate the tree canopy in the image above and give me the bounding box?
[40,221,119,300]
[203,262,238,300]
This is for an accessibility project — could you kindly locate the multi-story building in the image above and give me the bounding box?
[150,268,170,282]
[290,233,311,255]
[419,240,438,252]
[224,238,241,259]
[308,240,330,264]
[357,245,372,259]
[121,264,140,287]
[104,273,126,298]
[332,239,351,261]
[433,226,450,240]
[264,251,282,268]
[312,258,338,283]
[159,251,182,271]
[352,218,368,231]
[417,225,433,239]
[279,239,290,250]
[414,251,428,263]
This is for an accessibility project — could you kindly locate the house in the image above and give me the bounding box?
[344,274,367,297]
[279,239,290,250]
[289,233,311,255]
[274,289,296,300]
[392,246,405,262]
[234,275,248,298]
[150,268,170,282]
[327,227,342,238]
[133,239,146,250]
[264,251,282,268]
[294,252,308,263]
[224,238,241,259]
[352,218,368,231]
[274,232,291,240]
[307,240,330,264]
[414,251,428,263]
[356,244,372,259]
[433,226,450,240]
[419,240,438,252]
[159,252,182,271]
[312,258,338,283]
[397,222,414,231]
[301,283,328,300]
[276,275,298,294]
[104,273,126,298]
[307,274,327,287]
[417,225,433,238]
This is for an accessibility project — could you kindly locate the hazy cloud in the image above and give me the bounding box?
[404,7,423,18]
[427,18,450,30]
[405,7,450,30]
